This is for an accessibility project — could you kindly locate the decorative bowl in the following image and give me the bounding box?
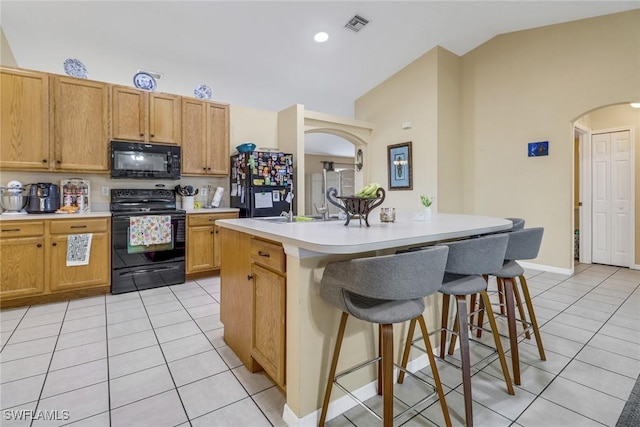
[236,143,256,153]
[326,187,386,227]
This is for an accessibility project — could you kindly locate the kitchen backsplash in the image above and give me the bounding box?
[0,171,229,212]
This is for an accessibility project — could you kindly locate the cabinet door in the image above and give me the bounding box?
[112,86,146,141]
[51,76,109,171]
[213,225,222,269]
[0,67,50,170]
[219,228,258,370]
[206,102,230,175]
[149,93,180,144]
[0,236,46,299]
[251,263,286,387]
[181,98,208,175]
[186,225,215,274]
[49,232,110,292]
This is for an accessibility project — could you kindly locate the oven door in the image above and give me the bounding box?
[111,213,185,294]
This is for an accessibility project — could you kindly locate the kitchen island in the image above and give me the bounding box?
[216,213,512,425]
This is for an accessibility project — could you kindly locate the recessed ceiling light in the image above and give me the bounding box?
[630,102,640,108]
[314,32,329,43]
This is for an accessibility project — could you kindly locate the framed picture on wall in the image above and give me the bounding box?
[387,141,412,190]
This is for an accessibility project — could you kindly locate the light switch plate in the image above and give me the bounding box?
[101,186,109,196]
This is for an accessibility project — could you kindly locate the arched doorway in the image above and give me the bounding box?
[573,103,638,268]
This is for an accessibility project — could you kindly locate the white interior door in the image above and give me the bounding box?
[591,130,631,266]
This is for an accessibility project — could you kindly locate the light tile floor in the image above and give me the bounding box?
[1,263,638,426]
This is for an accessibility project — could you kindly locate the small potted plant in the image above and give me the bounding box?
[420,195,435,220]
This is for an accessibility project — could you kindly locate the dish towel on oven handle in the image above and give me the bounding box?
[67,233,93,266]
[129,215,173,247]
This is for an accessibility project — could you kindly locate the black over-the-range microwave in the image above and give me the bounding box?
[110,140,181,179]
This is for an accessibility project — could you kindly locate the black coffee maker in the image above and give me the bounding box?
[26,183,60,213]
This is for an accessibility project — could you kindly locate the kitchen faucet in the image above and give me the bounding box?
[287,180,294,222]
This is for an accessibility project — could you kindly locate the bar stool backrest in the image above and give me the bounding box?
[438,234,508,276]
[320,246,449,310]
[504,227,544,261]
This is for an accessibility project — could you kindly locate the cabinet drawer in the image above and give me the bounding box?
[0,221,44,237]
[188,213,237,226]
[250,239,285,274]
[50,218,108,234]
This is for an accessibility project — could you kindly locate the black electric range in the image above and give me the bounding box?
[110,188,186,294]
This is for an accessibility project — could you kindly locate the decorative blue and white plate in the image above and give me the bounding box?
[194,85,212,100]
[63,58,88,79]
[133,72,157,91]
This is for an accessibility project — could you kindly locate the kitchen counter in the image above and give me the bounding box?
[183,207,239,214]
[217,212,511,257]
[0,211,112,221]
[217,213,512,424]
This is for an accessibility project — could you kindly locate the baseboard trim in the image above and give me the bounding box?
[631,264,640,271]
[518,261,573,276]
[281,353,432,426]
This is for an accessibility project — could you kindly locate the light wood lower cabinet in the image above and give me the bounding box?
[49,218,110,292]
[186,212,238,277]
[220,228,286,389]
[0,221,46,299]
[220,228,255,370]
[251,263,286,387]
[0,217,111,308]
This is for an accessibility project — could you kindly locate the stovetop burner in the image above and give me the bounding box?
[110,188,183,214]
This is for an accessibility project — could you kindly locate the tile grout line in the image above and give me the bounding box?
[167,279,280,426]
[510,265,638,426]
[27,300,70,427]
[136,287,193,427]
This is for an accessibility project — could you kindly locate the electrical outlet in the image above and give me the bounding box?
[101,186,109,196]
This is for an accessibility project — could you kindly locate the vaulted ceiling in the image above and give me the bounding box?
[2,1,637,156]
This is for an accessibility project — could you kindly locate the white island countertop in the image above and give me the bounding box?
[217,213,512,257]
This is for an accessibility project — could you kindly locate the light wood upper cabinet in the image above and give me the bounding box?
[51,75,109,171]
[182,99,229,176]
[0,67,50,170]
[111,86,145,141]
[149,92,181,144]
[112,86,181,145]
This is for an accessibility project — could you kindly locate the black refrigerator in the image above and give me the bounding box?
[230,151,294,218]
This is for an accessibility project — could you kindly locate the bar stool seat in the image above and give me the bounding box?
[318,247,452,427]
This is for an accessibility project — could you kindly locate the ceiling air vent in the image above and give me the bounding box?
[345,15,369,32]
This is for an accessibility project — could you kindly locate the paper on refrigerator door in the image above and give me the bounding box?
[255,192,273,209]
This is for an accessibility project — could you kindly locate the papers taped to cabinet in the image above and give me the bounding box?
[67,233,93,266]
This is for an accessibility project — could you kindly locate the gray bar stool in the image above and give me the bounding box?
[476,227,546,385]
[318,247,452,427]
[470,217,526,320]
[398,234,514,427]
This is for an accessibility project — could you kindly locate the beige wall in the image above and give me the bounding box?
[355,47,440,214]
[356,10,640,270]
[1,27,17,67]
[582,104,640,265]
[461,10,640,269]
[229,104,278,151]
